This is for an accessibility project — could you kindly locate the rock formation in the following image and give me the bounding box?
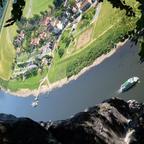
[0,98,144,144]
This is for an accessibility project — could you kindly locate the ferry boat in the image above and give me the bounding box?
[120,77,139,92]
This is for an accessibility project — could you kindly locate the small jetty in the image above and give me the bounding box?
[31,75,50,107]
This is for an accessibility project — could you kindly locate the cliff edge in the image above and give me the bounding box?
[0,97,144,144]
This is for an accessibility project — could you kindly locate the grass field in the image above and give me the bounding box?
[8,71,48,91]
[0,0,16,80]
[24,0,54,18]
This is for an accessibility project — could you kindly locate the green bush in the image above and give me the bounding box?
[82,7,95,21]
[79,7,95,30]
[58,48,64,57]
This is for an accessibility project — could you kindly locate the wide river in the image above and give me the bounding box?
[0,40,144,121]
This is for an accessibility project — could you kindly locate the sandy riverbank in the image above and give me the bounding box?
[7,39,128,97]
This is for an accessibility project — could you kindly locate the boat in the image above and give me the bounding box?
[120,77,139,92]
[32,100,39,107]
[34,96,38,101]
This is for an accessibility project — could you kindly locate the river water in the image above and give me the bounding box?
[0,40,143,121]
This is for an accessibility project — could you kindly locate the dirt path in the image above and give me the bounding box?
[36,74,50,97]
[26,0,33,18]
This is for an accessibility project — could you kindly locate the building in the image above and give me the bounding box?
[19,31,25,40]
[80,0,92,11]
[31,38,40,46]
[39,32,47,40]
[42,17,51,26]
[53,20,63,34]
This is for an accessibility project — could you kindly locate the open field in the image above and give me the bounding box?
[24,0,54,18]
[7,71,48,91]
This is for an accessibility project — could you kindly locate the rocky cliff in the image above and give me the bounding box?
[0,98,144,144]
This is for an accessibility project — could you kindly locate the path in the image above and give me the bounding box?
[26,0,33,18]
[36,74,50,97]
[92,3,102,23]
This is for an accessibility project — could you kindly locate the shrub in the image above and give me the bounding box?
[58,48,64,57]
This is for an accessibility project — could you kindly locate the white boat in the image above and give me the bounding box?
[120,77,139,92]
[34,96,38,101]
[32,100,39,107]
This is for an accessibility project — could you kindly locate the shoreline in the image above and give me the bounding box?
[6,39,128,97]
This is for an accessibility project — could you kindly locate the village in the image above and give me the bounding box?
[12,0,98,80]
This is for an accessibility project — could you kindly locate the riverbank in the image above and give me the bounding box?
[6,39,128,97]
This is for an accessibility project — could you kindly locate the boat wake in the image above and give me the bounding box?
[117,88,122,94]
[111,89,121,97]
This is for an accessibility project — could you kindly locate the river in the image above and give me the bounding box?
[0,40,143,121]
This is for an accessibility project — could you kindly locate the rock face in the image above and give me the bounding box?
[0,98,144,144]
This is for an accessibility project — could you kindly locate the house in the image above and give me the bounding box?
[19,31,25,40]
[72,6,78,13]
[76,1,81,9]
[31,38,40,46]
[27,64,38,70]
[61,16,69,26]
[40,43,52,55]
[80,0,92,11]
[39,32,47,40]
[14,30,25,47]
[42,17,51,26]
[53,20,63,34]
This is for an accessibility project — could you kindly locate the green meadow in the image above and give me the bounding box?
[24,0,54,18]
[0,0,16,80]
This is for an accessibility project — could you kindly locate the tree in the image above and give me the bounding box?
[68,0,75,7]
[5,0,25,27]
[53,0,63,8]
[58,48,64,58]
